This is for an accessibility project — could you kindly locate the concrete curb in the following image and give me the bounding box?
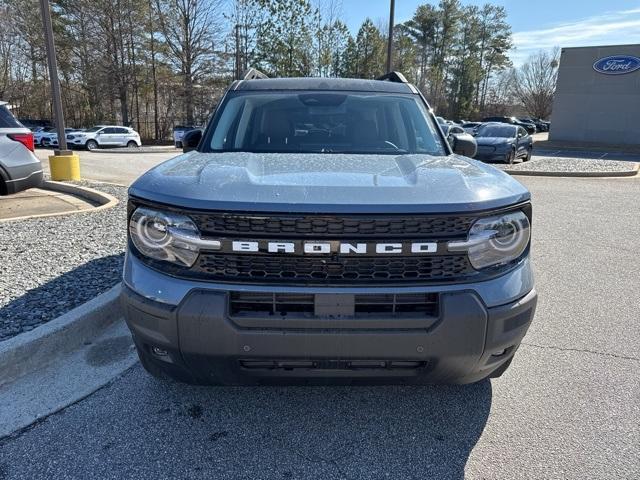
[0,284,123,387]
[504,162,639,178]
[0,180,119,223]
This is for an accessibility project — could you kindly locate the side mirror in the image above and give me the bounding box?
[450,134,477,158]
[182,129,202,153]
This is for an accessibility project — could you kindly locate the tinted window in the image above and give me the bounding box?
[85,126,103,132]
[476,125,517,138]
[204,92,446,156]
[102,128,116,134]
[0,105,23,128]
[115,127,129,134]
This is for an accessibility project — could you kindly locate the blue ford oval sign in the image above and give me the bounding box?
[593,55,640,75]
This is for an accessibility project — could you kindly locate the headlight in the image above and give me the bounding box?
[448,210,530,269]
[129,207,219,267]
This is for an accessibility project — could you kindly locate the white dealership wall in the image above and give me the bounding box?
[550,44,640,145]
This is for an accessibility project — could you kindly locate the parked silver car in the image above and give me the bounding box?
[0,101,43,195]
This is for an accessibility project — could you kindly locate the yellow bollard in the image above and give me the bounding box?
[49,153,81,181]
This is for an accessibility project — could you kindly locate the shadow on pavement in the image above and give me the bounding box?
[0,352,492,479]
[0,253,124,341]
[132,374,493,479]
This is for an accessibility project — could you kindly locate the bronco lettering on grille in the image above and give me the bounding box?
[219,240,439,256]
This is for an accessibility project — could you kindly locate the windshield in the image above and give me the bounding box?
[85,126,102,132]
[476,125,516,138]
[203,92,446,155]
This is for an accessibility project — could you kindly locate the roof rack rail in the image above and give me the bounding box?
[376,71,408,83]
[242,68,269,80]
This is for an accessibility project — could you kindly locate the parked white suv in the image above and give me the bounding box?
[66,125,141,150]
[34,127,56,146]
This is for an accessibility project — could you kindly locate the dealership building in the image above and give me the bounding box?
[550,44,640,146]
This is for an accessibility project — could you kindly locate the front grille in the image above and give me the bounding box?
[190,213,474,238]
[476,146,496,154]
[229,292,439,317]
[128,199,502,285]
[191,253,475,284]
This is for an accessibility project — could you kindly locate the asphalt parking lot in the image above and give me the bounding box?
[0,175,638,480]
[34,147,179,185]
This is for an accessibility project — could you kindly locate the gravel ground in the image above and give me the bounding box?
[494,156,638,173]
[0,182,127,341]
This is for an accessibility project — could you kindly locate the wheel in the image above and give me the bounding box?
[489,357,513,378]
[524,147,532,162]
[134,337,208,385]
[126,140,139,148]
[175,141,182,149]
[86,139,98,151]
[505,148,515,165]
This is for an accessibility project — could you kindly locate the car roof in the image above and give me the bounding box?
[0,101,7,106]
[233,77,415,94]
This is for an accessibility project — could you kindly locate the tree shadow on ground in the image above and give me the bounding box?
[0,253,124,341]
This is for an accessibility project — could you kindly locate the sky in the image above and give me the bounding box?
[341,0,640,65]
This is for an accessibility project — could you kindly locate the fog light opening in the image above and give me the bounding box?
[491,349,507,357]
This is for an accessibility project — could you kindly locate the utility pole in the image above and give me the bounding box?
[40,0,67,153]
[39,0,80,179]
[235,24,241,80]
[386,0,395,73]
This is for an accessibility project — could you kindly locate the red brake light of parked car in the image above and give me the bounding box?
[8,132,35,152]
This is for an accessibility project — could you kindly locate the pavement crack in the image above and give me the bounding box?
[266,432,355,480]
[521,342,639,362]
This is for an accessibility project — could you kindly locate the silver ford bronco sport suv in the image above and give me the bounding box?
[122,72,537,385]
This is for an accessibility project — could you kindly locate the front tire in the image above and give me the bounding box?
[524,147,532,162]
[505,148,515,165]
[86,139,98,151]
[488,357,513,378]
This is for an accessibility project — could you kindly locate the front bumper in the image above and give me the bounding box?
[67,138,87,147]
[122,254,536,385]
[475,150,510,161]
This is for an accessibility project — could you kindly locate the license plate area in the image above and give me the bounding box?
[229,292,439,319]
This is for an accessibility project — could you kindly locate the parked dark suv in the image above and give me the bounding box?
[122,72,537,386]
[482,116,537,134]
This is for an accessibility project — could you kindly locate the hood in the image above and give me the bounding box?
[129,152,530,214]
[475,136,514,146]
